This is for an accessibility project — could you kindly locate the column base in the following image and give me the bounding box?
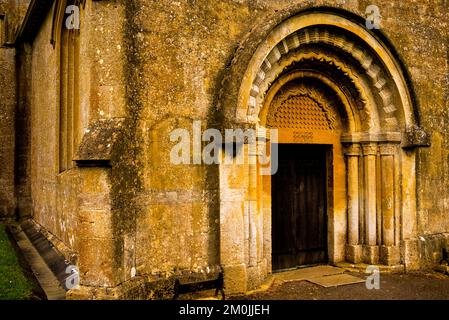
[222,263,248,294]
[345,245,363,264]
[401,239,420,270]
[247,260,268,291]
[363,245,380,264]
[380,245,401,266]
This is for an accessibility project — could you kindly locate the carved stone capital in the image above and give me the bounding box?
[379,143,397,156]
[344,143,361,156]
[362,143,378,156]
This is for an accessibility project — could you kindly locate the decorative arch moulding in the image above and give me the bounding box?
[219,10,424,140]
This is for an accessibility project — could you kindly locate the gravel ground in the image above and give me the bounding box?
[229,271,449,300]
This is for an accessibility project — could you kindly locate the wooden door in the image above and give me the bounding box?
[272,144,328,271]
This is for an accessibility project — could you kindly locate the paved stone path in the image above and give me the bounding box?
[230,270,449,300]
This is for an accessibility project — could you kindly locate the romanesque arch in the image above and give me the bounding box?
[218,8,428,293]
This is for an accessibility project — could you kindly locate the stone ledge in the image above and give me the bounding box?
[67,269,225,300]
[7,223,66,300]
[402,126,431,148]
[341,132,402,144]
[334,262,405,274]
[20,219,76,290]
[74,119,124,167]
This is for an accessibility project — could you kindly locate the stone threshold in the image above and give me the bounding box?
[334,262,405,273]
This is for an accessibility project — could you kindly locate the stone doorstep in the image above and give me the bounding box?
[272,265,367,289]
[273,265,345,282]
[306,274,366,288]
[334,262,405,274]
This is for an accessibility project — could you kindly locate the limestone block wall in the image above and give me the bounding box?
[0,0,33,222]
[27,0,129,289]
[128,0,449,283]
[15,41,32,219]
[30,4,63,246]
[2,0,448,298]
[0,46,15,220]
[133,118,220,278]
[0,0,31,44]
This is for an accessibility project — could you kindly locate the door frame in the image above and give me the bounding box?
[271,143,332,271]
[271,128,345,265]
[266,129,347,270]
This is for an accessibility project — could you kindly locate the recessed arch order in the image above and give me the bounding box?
[219,9,424,138]
[217,8,429,293]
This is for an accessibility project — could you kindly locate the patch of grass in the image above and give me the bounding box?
[0,224,36,300]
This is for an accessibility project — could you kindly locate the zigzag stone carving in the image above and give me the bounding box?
[248,26,400,129]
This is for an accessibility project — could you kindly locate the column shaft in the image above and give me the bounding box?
[346,144,360,246]
[380,145,395,246]
[363,143,378,246]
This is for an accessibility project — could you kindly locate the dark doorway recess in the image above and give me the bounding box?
[272,144,329,271]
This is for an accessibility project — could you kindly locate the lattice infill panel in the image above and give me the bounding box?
[267,95,336,131]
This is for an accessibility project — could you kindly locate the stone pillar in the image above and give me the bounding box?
[76,167,122,288]
[219,146,248,294]
[379,144,400,265]
[345,144,362,263]
[380,144,395,246]
[248,143,258,268]
[246,134,267,290]
[362,143,379,264]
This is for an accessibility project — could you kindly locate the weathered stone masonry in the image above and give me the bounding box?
[0,0,448,299]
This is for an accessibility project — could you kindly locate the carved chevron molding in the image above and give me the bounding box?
[248,26,401,129]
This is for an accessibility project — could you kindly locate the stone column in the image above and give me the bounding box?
[247,130,268,290]
[248,147,258,269]
[362,143,379,264]
[345,144,362,263]
[379,144,400,265]
[380,144,395,246]
[219,144,249,294]
[76,167,122,288]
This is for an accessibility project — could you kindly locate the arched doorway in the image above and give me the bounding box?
[262,79,347,271]
[218,8,427,293]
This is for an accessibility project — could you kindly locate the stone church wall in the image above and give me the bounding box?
[127,0,449,276]
[0,0,448,298]
[0,46,15,220]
